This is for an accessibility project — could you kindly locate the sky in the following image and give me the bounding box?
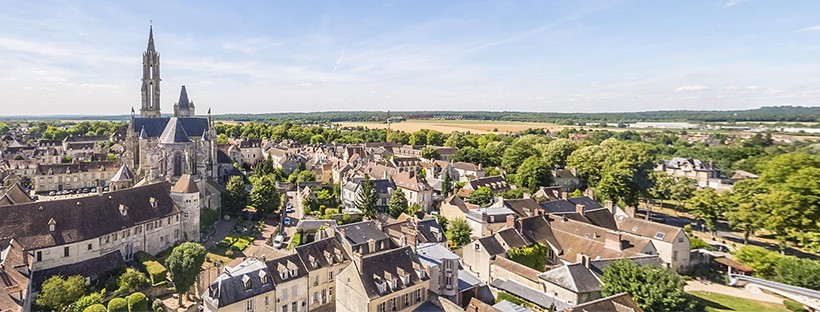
[1,0,820,115]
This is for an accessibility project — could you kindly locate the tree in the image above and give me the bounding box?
[355,175,378,219]
[507,243,549,271]
[36,275,86,311]
[444,132,472,149]
[669,177,696,209]
[222,176,248,214]
[83,304,107,312]
[687,188,728,237]
[733,246,782,278]
[108,298,128,312]
[289,170,316,183]
[388,188,409,218]
[567,145,606,187]
[600,260,698,312]
[250,175,280,215]
[436,214,449,232]
[774,256,820,290]
[468,186,493,206]
[127,292,149,312]
[420,147,440,160]
[447,218,472,247]
[309,134,326,144]
[302,195,319,215]
[514,156,553,193]
[726,179,766,244]
[117,268,149,293]
[649,172,674,209]
[165,242,207,307]
[71,291,104,312]
[541,138,577,168]
[502,135,547,173]
[442,173,453,196]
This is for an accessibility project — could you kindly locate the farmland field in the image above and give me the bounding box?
[339,120,567,134]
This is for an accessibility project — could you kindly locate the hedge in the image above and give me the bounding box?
[506,243,549,271]
[134,251,168,286]
[83,304,107,312]
[784,299,806,312]
[127,292,149,312]
[108,298,128,312]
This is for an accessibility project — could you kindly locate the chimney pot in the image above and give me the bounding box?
[575,204,585,215]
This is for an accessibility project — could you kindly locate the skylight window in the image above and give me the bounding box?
[654,232,666,240]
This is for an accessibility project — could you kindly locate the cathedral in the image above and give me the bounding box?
[123,26,220,183]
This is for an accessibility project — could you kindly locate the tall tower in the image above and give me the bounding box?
[140,25,162,118]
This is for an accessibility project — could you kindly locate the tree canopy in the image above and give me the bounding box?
[165,242,207,306]
[446,218,472,247]
[222,176,248,214]
[250,174,280,215]
[355,175,378,219]
[601,260,698,312]
[388,188,409,218]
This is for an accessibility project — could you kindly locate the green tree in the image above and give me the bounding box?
[36,275,86,311]
[71,291,104,312]
[502,135,547,173]
[426,130,444,146]
[388,188,409,218]
[514,156,554,193]
[250,175,280,215]
[355,175,378,219]
[420,147,440,160]
[507,243,549,271]
[117,268,149,293]
[687,188,728,237]
[83,304,107,312]
[447,218,472,247]
[468,186,493,206]
[540,138,577,168]
[444,132,472,149]
[288,170,316,183]
[733,246,782,277]
[669,177,696,208]
[436,214,449,232]
[726,179,766,244]
[165,242,207,307]
[567,145,606,187]
[442,173,453,196]
[310,134,326,144]
[108,298,128,312]
[222,176,249,214]
[774,257,820,290]
[127,292,149,312]
[601,260,697,312]
[649,172,674,209]
[302,195,319,215]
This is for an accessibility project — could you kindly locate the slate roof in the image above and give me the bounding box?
[337,221,389,246]
[503,198,541,217]
[294,237,350,271]
[467,176,510,192]
[538,263,601,293]
[205,259,274,308]
[547,216,655,261]
[35,161,120,175]
[0,183,32,206]
[517,215,563,253]
[568,292,645,312]
[110,164,134,182]
[494,228,528,249]
[0,182,180,250]
[587,255,664,277]
[477,236,506,256]
[489,279,571,311]
[265,253,309,285]
[32,250,124,289]
[357,246,426,299]
[159,117,191,144]
[176,86,191,110]
[131,116,210,138]
[171,174,199,193]
[63,135,109,143]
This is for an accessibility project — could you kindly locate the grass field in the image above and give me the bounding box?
[688,291,789,312]
[340,120,567,134]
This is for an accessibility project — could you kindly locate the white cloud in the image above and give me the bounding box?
[722,0,749,7]
[798,25,820,32]
[675,84,709,92]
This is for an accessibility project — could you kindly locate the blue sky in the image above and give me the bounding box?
[1,0,820,115]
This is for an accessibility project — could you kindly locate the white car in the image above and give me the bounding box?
[273,234,285,249]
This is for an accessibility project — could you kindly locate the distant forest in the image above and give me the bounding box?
[215,106,819,124]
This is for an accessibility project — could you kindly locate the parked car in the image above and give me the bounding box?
[48,191,56,196]
[273,234,285,249]
[286,207,295,213]
[283,217,291,226]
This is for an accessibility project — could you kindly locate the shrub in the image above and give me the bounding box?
[83,304,107,312]
[126,292,149,312]
[152,297,165,312]
[225,250,234,257]
[71,291,104,312]
[784,299,806,312]
[144,261,168,286]
[689,236,713,250]
[507,243,549,271]
[118,268,149,292]
[108,297,128,312]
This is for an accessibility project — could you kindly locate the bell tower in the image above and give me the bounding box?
[140,25,162,118]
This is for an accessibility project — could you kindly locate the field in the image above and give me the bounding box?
[688,291,789,312]
[340,120,567,134]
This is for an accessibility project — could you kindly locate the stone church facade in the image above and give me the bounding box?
[123,26,221,183]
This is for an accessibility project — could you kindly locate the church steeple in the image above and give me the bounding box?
[140,24,161,118]
[174,85,195,117]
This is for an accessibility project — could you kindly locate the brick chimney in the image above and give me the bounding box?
[575,204,585,216]
[604,231,622,251]
[506,214,515,229]
[576,253,590,268]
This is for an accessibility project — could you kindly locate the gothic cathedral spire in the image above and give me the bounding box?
[140,25,161,118]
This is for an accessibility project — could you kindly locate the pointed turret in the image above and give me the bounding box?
[111,164,134,182]
[171,174,199,193]
[147,25,155,51]
[174,85,195,117]
[139,126,148,139]
[140,24,161,118]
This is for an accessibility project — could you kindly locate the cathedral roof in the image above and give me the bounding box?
[110,164,134,182]
[132,117,209,138]
[159,117,191,144]
[177,85,191,109]
[171,174,199,194]
[139,126,148,139]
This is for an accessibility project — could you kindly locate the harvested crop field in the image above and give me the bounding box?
[339,120,566,134]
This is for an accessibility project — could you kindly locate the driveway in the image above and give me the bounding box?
[203,218,236,249]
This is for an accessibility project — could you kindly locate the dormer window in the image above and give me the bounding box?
[259,270,268,284]
[48,218,57,232]
[149,197,158,208]
[242,274,252,290]
[373,275,387,294]
[119,204,128,216]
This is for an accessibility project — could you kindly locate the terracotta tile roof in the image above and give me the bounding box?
[171,174,199,193]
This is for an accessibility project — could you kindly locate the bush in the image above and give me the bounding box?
[108,298,128,312]
[127,292,149,312]
[144,261,168,286]
[784,299,806,312]
[152,298,165,312]
[689,236,713,250]
[225,250,234,257]
[118,268,149,293]
[83,304,107,312]
[71,291,104,312]
[507,243,549,271]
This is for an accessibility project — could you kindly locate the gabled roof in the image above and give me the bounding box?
[337,221,389,246]
[357,246,426,299]
[538,263,601,293]
[110,164,134,182]
[131,117,210,138]
[265,253,308,285]
[159,117,190,144]
[615,215,684,244]
[176,85,191,110]
[476,236,506,256]
[294,237,350,271]
[32,250,124,289]
[0,183,32,206]
[205,259,274,308]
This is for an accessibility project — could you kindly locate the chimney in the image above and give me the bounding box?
[407,231,418,250]
[604,200,615,214]
[481,211,488,222]
[560,190,568,199]
[506,214,515,229]
[604,231,622,251]
[585,188,594,199]
[576,253,590,268]
[97,179,103,196]
[575,204,585,215]
[522,192,531,199]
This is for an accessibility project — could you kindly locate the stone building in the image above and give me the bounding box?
[122,26,221,184]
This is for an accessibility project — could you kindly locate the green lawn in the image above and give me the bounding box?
[688,291,789,312]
